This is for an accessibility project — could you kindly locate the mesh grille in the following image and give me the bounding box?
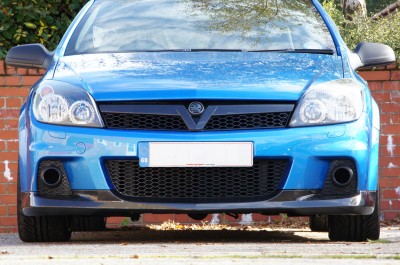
[37,160,72,198]
[311,160,358,200]
[105,160,288,202]
[102,112,291,131]
[204,112,290,130]
[319,160,358,198]
[100,102,294,131]
[102,113,187,130]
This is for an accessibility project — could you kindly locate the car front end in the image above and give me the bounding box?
[20,52,378,218]
[7,0,395,242]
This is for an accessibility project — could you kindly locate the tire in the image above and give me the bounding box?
[309,215,329,232]
[328,195,380,242]
[17,174,72,242]
[72,216,107,231]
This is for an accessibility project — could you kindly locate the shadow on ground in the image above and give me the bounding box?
[70,228,328,244]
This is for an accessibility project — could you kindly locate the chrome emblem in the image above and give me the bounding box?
[188,101,205,115]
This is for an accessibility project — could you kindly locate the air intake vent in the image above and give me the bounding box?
[105,159,289,203]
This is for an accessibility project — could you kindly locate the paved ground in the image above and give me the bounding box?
[0,226,400,264]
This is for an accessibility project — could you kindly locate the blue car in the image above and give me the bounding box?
[6,0,395,242]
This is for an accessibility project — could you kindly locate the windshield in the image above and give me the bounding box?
[65,0,336,55]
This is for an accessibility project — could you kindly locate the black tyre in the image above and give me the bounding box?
[72,216,107,231]
[17,176,72,242]
[18,213,72,242]
[328,195,380,242]
[309,215,329,232]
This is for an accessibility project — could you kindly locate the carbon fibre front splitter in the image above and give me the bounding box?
[20,190,377,217]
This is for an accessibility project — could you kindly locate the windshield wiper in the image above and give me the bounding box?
[248,48,335,55]
[130,49,245,52]
[130,48,335,54]
[189,49,244,52]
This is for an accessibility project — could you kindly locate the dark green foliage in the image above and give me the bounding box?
[322,0,400,64]
[0,0,87,58]
[365,0,396,15]
[324,0,397,15]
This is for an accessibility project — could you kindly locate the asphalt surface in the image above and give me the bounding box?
[0,226,400,264]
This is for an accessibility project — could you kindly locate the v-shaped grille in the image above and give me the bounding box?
[99,101,294,131]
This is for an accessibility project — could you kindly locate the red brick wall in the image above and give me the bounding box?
[359,68,400,221]
[0,60,399,232]
[0,61,44,233]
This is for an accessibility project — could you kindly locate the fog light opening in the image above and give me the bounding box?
[41,167,62,187]
[332,166,354,187]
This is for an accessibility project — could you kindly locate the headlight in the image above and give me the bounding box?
[32,81,104,127]
[290,79,365,127]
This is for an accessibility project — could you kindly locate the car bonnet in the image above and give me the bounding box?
[52,52,344,101]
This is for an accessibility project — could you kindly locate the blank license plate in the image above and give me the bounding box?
[138,142,253,167]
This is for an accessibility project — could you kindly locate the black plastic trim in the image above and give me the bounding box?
[105,159,289,203]
[6,44,53,69]
[99,104,294,115]
[21,190,377,217]
[99,103,294,131]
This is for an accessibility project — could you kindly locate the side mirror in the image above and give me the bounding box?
[350,42,396,70]
[6,44,53,69]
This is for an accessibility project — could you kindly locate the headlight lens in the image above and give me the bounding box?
[69,101,96,125]
[290,79,364,127]
[32,81,103,127]
[38,94,69,123]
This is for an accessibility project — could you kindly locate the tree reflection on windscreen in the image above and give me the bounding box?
[66,0,335,55]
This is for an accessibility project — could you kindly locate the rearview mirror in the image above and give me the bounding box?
[6,44,53,69]
[350,42,396,70]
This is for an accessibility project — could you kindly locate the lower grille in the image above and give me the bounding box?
[312,160,358,200]
[105,160,288,202]
[37,160,72,198]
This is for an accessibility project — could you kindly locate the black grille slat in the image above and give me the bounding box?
[103,113,187,130]
[102,112,292,131]
[99,101,294,131]
[105,160,288,202]
[204,112,290,130]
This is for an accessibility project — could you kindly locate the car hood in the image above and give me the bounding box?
[52,52,343,101]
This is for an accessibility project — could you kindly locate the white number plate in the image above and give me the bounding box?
[138,142,253,167]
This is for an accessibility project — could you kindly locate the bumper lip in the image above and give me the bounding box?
[21,190,377,217]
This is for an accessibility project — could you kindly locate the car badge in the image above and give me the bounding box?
[188,101,205,115]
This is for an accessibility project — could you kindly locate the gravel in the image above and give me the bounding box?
[0,226,399,265]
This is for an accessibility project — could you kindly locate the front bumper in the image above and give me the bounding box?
[20,112,379,217]
[20,114,378,192]
[21,190,377,217]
